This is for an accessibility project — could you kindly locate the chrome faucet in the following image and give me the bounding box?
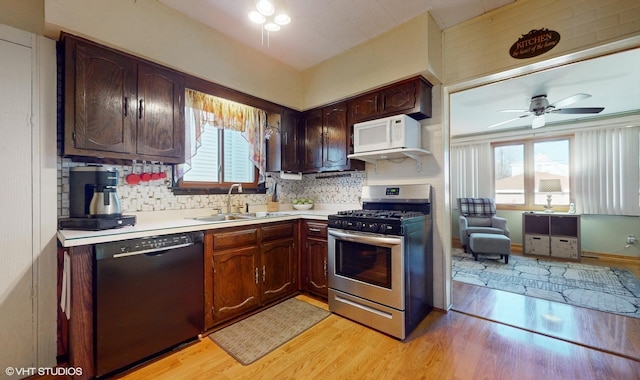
[227,183,243,214]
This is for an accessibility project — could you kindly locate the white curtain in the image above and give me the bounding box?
[176,90,267,183]
[451,142,492,206]
[574,126,640,215]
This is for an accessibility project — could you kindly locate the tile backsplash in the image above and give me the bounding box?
[57,157,365,217]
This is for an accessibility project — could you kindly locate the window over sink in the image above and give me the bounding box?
[175,89,267,190]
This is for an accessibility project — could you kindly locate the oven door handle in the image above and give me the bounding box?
[328,229,402,246]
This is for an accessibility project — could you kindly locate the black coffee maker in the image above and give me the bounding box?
[59,165,135,230]
[69,165,121,217]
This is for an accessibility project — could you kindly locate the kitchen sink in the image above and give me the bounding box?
[189,212,295,223]
[191,213,258,222]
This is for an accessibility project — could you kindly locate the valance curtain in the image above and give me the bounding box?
[574,126,640,215]
[176,89,268,183]
[451,142,492,206]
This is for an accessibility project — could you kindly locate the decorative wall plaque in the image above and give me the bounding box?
[510,28,561,59]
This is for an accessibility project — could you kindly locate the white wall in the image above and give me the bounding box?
[301,12,442,109]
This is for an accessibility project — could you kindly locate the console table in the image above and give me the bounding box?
[522,212,581,260]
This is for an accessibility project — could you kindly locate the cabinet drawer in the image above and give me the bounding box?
[261,222,295,242]
[304,221,327,238]
[551,237,579,259]
[213,228,258,250]
[524,234,550,256]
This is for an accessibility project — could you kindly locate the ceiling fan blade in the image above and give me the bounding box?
[531,115,546,129]
[549,93,591,109]
[487,114,530,129]
[499,109,528,113]
[552,107,605,114]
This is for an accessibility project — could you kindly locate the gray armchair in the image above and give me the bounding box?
[457,198,510,253]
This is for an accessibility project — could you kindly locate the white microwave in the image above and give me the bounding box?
[353,114,421,153]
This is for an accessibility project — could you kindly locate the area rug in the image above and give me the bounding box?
[209,298,330,365]
[452,250,640,319]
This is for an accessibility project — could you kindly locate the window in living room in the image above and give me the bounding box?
[493,137,571,210]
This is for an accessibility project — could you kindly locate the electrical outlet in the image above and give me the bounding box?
[627,234,637,244]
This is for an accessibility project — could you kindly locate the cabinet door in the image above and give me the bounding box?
[348,92,380,124]
[322,103,348,169]
[69,41,136,154]
[212,246,261,324]
[136,63,185,162]
[261,239,295,304]
[281,108,300,172]
[305,239,328,298]
[301,109,324,171]
[380,80,418,115]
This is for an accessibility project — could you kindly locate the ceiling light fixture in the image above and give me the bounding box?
[248,0,290,46]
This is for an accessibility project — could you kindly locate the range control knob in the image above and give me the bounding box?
[377,224,388,233]
[366,223,378,232]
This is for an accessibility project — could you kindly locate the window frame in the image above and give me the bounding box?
[492,135,573,212]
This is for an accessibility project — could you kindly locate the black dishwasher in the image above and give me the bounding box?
[94,231,204,377]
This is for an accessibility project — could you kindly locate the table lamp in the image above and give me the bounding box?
[538,179,562,213]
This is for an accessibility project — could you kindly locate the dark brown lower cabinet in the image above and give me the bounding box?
[261,238,296,304]
[204,221,298,330]
[301,220,329,299]
[211,244,261,324]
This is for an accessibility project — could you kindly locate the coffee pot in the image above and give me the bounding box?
[89,189,121,216]
[70,166,122,217]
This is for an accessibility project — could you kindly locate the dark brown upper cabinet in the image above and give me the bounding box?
[280,108,301,172]
[267,107,302,173]
[301,102,363,173]
[347,76,432,125]
[63,33,185,163]
[301,108,324,171]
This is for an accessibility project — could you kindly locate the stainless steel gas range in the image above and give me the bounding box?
[327,184,433,340]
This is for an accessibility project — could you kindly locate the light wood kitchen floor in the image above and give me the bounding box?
[106,294,639,380]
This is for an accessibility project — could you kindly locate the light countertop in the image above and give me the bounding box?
[58,203,358,247]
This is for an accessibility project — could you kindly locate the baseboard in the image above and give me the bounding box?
[451,238,639,264]
[581,250,640,264]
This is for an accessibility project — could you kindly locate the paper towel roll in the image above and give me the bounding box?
[280,171,302,180]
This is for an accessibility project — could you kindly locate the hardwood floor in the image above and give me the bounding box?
[108,294,639,380]
[452,281,640,360]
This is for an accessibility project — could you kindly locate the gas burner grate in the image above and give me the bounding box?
[336,210,425,219]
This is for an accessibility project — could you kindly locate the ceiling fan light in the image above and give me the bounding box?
[274,13,291,25]
[264,22,281,32]
[248,11,266,24]
[256,0,275,16]
[531,115,546,129]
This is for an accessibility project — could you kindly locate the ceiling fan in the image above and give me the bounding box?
[488,93,605,129]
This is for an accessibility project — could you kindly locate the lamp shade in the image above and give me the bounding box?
[538,179,562,193]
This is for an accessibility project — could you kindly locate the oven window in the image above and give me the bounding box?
[335,240,392,288]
